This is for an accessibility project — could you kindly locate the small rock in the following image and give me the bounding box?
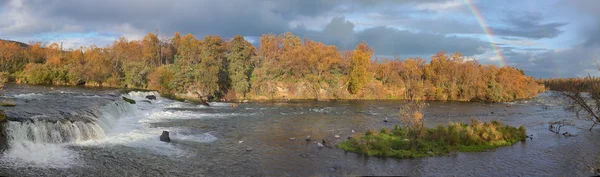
[329,167,336,172]
[145,95,157,100]
[246,147,253,151]
[289,137,296,141]
[347,136,353,140]
[299,154,309,158]
[334,135,340,139]
[491,111,494,114]
[231,103,238,108]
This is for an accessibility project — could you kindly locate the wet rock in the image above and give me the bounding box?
[0,110,6,152]
[145,95,157,100]
[160,131,171,142]
[231,103,238,108]
[122,97,136,104]
[0,99,16,107]
[141,100,152,104]
[201,100,210,107]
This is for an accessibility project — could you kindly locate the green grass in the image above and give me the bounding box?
[338,120,526,159]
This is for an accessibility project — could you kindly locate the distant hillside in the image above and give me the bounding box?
[0,39,29,48]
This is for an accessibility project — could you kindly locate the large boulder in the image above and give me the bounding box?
[0,99,16,107]
[145,95,157,100]
[160,131,171,142]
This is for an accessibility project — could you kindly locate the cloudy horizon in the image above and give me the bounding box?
[1,0,599,78]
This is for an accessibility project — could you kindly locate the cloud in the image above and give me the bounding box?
[0,0,598,78]
[498,45,600,78]
[298,17,488,57]
[490,12,567,39]
[415,0,464,12]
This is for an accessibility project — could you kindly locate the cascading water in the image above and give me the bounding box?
[1,98,139,168]
[127,91,161,99]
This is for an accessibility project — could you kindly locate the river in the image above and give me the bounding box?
[0,84,598,176]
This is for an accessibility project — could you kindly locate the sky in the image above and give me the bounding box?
[0,0,599,78]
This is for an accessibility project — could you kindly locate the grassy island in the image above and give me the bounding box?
[338,120,526,158]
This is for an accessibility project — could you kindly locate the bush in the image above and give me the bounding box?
[338,119,526,159]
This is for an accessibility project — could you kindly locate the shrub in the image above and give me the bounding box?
[338,120,526,159]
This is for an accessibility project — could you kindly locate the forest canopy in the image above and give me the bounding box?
[0,32,541,102]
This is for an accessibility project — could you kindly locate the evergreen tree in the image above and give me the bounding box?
[227,35,256,96]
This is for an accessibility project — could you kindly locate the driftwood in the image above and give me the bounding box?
[548,120,574,137]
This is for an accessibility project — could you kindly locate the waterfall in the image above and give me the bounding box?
[5,121,106,144]
[3,99,138,148]
[0,91,155,168]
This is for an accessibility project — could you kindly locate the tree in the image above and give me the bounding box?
[227,35,256,96]
[142,32,160,67]
[304,39,340,99]
[197,35,225,97]
[557,74,600,130]
[348,42,372,94]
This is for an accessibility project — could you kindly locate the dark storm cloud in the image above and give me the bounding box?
[298,17,488,56]
[490,12,567,39]
[0,0,489,57]
[498,45,600,78]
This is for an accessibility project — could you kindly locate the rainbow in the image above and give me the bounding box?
[463,0,506,67]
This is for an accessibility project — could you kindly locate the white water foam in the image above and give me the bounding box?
[141,111,249,123]
[12,93,43,99]
[1,120,106,168]
[2,90,226,168]
[84,91,220,156]
[127,91,161,100]
[1,100,136,168]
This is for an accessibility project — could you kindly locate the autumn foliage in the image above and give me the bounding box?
[0,32,541,102]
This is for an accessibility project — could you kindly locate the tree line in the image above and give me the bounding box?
[0,32,541,102]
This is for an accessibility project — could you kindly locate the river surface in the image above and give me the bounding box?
[0,84,599,176]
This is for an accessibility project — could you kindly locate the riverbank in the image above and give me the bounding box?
[0,84,598,176]
[1,81,541,103]
[338,120,526,158]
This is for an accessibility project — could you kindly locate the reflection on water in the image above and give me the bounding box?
[0,84,599,176]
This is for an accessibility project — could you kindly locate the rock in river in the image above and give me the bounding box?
[122,97,136,104]
[145,95,157,100]
[0,99,16,107]
[160,131,171,142]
